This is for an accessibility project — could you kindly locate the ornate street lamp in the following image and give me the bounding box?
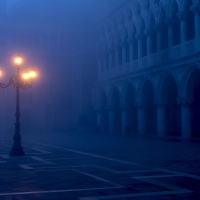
[0,54,37,156]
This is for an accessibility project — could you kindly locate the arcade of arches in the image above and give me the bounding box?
[96,65,200,139]
[95,1,200,139]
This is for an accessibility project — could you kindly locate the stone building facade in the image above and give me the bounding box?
[94,0,200,138]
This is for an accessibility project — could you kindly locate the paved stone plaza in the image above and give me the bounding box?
[0,132,200,200]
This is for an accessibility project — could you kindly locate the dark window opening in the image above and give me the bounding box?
[161,24,168,49]
[186,11,195,41]
[151,31,157,53]
[141,35,147,57]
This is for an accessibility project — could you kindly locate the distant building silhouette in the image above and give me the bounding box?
[0,0,92,133]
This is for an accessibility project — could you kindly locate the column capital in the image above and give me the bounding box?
[114,45,119,50]
[177,98,193,105]
[164,18,174,26]
[154,100,168,107]
[102,52,108,56]
[177,11,187,20]
[120,104,128,110]
[135,33,143,41]
[95,107,102,112]
[96,54,103,59]
[154,23,162,31]
[128,37,134,43]
[107,106,115,111]
[108,48,114,53]
[120,41,127,47]
[190,4,200,14]
[135,102,146,108]
[144,28,153,37]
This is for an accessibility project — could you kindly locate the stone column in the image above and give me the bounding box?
[191,4,200,51]
[115,46,119,67]
[122,42,126,65]
[155,102,167,137]
[156,24,162,52]
[103,53,107,71]
[165,18,173,59]
[129,39,134,63]
[121,105,128,135]
[108,106,115,133]
[109,50,112,69]
[136,34,142,69]
[145,29,152,66]
[155,23,162,63]
[177,11,187,55]
[97,56,102,80]
[96,109,103,133]
[136,103,145,135]
[179,99,193,138]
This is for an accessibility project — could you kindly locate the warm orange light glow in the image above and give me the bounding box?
[14,54,23,66]
[22,72,30,80]
[0,70,2,77]
[29,69,37,79]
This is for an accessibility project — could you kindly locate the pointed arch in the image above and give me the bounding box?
[157,5,167,23]
[166,0,179,18]
[136,76,155,103]
[108,84,120,107]
[184,62,200,138]
[185,0,195,41]
[147,12,156,30]
[111,17,118,30]
[123,81,137,134]
[137,76,156,135]
[157,70,181,136]
[99,88,107,109]
[121,28,128,42]
[105,22,111,36]
[107,35,114,49]
[182,62,200,98]
[139,17,145,33]
[127,22,136,39]
[121,80,135,105]
[110,87,120,108]
[171,0,180,45]
[125,7,133,25]
[157,70,180,101]
[133,0,141,20]
[108,84,122,133]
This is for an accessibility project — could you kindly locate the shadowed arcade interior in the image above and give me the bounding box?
[110,86,122,134]
[161,74,181,137]
[141,79,156,135]
[124,83,137,134]
[190,68,200,138]
[99,89,108,133]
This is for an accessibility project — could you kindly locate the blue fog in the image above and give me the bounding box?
[0,0,199,141]
[0,0,97,133]
[0,1,200,198]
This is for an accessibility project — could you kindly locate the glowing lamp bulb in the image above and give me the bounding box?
[22,72,29,80]
[29,70,36,79]
[14,54,23,66]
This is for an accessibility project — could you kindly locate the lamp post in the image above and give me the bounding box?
[0,54,37,156]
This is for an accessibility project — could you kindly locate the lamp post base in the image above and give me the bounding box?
[10,147,25,156]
